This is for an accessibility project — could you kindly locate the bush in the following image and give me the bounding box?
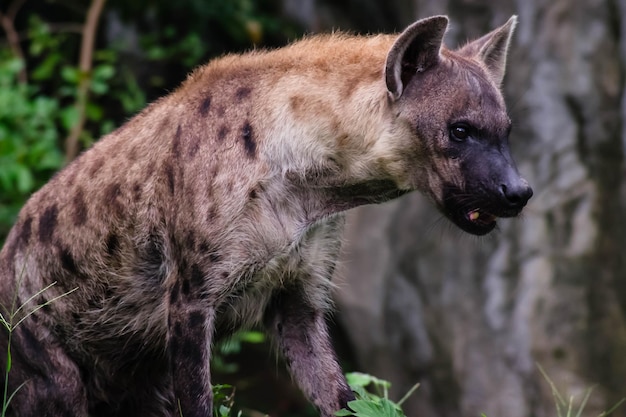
[0,50,64,240]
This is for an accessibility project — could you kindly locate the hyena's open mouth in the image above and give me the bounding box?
[442,186,532,236]
[444,202,499,236]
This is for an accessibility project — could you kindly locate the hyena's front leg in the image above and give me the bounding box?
[265,286,355,417]
[168,271,215,417]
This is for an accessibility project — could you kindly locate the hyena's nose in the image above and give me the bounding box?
[500,178,533,209]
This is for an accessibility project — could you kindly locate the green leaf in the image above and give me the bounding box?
[380,398,402,417]
[147,46,166,60]
[85,102,104,122]
[238,331,265,343]
[37,151,63,171]
[61,66,79,84]
[93,64,115,80]
[31,53,61,80]
[218,338,242,355]
[218,404,230,417]
[100,120,116,136]
[346,399,385,417]
[90,79,109,95]
[347,373,377,389]
[32,96,58,118]
[0,58,24,78]
[351,385,369,400]
[60,106,79,131]
[0,170,13,194]
[14,165,34,194]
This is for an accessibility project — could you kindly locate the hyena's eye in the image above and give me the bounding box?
[449,123,471,142]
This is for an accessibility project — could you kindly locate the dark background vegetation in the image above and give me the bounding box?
[2,0,626,416]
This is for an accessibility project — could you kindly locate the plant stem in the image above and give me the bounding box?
[397,382,420,407]
[64,0,107,162]
[2,330,12,417]
[0,0,27,84]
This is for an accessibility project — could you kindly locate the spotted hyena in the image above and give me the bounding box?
[0,15,531,417]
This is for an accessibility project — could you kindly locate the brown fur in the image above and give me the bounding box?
[0,16,530,417]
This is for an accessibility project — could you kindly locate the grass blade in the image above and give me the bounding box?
[13,287,78,329]
[0,313,9,332]
[397,383,420,407]
[574,388,594,417]
[3,380,27,414]
[537,363,566,408]
[13,281,59,317]
[598,397,626,417]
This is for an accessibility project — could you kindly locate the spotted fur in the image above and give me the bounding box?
[0,16,530,417]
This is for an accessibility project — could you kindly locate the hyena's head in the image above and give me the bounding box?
[385,16,532,235]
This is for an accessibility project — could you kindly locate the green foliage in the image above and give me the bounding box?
[210,371,416,417]
[208,331,266,416]
[212,330,265,374]
[0,15,147,243]
[0,51,64,240]
[213,384,243,417]
[335,373,419,417]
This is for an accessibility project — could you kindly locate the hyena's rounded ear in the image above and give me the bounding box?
[385,16,449,101]
[457,16,518,86]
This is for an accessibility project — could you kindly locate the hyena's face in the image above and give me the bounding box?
[402,56,532,235]
[385,16,532,235]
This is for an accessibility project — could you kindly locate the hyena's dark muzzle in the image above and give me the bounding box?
[442,141,533,236]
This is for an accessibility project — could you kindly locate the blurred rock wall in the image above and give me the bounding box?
[284,0,626,416]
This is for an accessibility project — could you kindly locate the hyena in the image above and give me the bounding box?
[0,15,532,417]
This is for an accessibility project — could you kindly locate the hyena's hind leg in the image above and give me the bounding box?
[264,284,355,417]
[1,324,88,417]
